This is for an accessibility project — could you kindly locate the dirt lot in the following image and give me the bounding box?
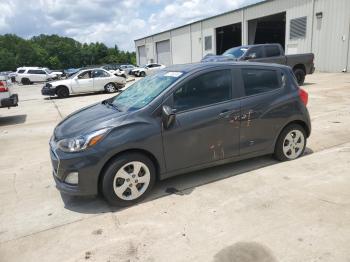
[1,73,350,262]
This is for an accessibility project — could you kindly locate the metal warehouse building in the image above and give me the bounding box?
[134,0,350,72]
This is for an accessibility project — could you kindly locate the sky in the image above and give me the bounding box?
[0,0,262,51]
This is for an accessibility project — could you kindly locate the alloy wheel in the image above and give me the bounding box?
[282,130,305,159]
[113,161,151,200]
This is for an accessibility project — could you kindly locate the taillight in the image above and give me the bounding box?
[299,88,308,106]
[0,81,8,92]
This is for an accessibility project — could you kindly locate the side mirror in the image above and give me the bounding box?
[162,105,176,129]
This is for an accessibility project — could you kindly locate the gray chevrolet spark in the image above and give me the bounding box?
[50,62,311,206]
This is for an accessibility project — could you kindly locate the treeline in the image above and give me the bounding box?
[0,34,136,71]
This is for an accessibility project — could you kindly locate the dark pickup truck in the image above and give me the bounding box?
[201,44,315,85]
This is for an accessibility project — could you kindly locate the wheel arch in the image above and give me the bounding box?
[98,148,161,193]
[274,119,310,149]
[55,85,70,95]
[293,64,306,73]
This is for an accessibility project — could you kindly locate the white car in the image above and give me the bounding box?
[131,63,165,77]
[0,75,18,109]
[15,67,59,85]
[41,68,126,98]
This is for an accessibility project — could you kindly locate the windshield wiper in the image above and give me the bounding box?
[102,100,121,111]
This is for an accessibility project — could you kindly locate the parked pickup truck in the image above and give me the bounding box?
[201,44,315,85]
[0,76,18,109]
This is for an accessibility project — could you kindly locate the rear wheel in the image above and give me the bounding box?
[293,68,306,85]
[56,86,69,98]
[101,153,156,207]
[274,124,307,161]
[104,83,117,93]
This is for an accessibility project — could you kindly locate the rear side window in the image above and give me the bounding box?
[173,70,232,112]
[265,46,281,57]
[28,70,46,74]
[242,69,280,96]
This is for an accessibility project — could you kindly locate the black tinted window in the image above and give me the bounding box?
[18,70,25,73]
[265,46,281,57]
[242,69,280,96]
[28,70,45,74]
[174,70,232,111]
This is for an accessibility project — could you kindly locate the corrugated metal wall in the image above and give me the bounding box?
[134,0,350,72]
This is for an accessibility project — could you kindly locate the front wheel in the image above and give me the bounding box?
[274,124,307,161]
[56,86,69,98]
[101,153,156,207]
[140,71,146,77]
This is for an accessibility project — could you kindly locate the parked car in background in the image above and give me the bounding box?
[0,75,18,109]
[15,67,60,85]
[49,62,311,206]
[120,64,136,75]
[201,44,315,85]
[41,68,126,98]
[101,65,126,78]
[130,63,166,77]
[64,68,81,77]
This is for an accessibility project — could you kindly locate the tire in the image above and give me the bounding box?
[101,153,156,207]
[140,71,146,77]
[56,86,69,98]
[274,124,307,161]
[293,68,306,85]
[21,78,30,85]
[104,83,117,93]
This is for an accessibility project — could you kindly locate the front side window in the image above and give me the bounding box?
[18,70,25,73]
[245,47,264,59]
[242,69,280,96]
[78,71,91,79]
[173,70,232,112]
[111,71,183,111]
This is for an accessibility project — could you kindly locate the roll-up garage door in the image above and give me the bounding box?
[138,46,146,66]
[156,40,171,66]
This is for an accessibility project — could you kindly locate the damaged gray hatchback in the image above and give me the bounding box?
[50,62,311,206]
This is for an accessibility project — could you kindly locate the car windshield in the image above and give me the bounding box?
[110,71,184,112]
[223,47,248,58]
[68,71,81,79]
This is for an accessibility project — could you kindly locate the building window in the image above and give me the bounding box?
[204,36,212,51]
[290,16,307,40]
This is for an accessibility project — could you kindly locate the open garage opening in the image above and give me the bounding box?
[216,23,242,55]
[248,12,286,49]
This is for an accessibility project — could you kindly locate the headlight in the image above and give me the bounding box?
[57,127,111,153]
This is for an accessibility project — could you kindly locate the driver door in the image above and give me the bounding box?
[162,68,241,172]
[71,70,93,93]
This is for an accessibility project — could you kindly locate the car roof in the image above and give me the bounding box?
[164,61,290,73]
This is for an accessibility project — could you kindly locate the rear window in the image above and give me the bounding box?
[242,69,280,96]
[265,46,281,57]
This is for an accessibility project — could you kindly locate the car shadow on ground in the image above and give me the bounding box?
[302,82,315,86]
[0,114,27,126]
[62,148,314,214]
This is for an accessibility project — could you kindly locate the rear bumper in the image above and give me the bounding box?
[309,66,315,74]
[0,94,18,108]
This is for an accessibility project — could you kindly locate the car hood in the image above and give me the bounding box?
[201,55,238,62]
[54,102,128,140]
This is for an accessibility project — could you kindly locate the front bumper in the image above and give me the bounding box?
[0,94,18,108]
[50,144,103,196]
[41,86,56,96]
